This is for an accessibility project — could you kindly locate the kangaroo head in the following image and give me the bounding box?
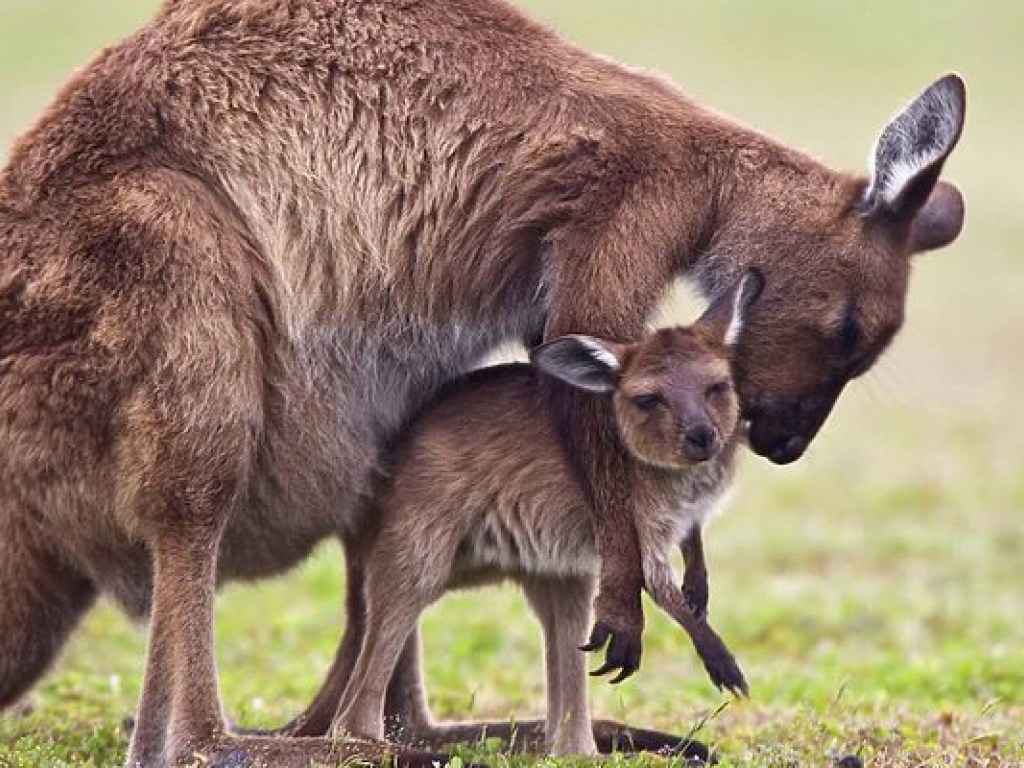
[706,74,966,464]
[532,271,762,469]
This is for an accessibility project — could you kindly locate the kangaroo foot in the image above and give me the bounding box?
[388,717,712,762]
[592,719,714,762]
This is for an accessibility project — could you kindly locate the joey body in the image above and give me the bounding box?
[339,363,736,752]
[336,278,761,754]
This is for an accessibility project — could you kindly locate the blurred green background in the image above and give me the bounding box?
[1,1,1021,766]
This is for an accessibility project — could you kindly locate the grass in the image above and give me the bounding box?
[1,1,1023,766]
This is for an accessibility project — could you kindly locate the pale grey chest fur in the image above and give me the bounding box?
[639,454,735,556]
[217,312,541,583]
[95,310,541,616]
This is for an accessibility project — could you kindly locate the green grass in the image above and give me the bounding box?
[2,1,1023,767]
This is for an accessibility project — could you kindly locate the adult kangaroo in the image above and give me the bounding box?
[0,1,964,766]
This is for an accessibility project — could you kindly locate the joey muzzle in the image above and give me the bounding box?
[680,424,718,463]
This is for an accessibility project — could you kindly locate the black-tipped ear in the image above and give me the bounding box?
[530,335,622,394]
[863,73,966,222]
[698,269,764,347]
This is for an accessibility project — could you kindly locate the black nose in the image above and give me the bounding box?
[683,425,716,461]
[769,435,805,465]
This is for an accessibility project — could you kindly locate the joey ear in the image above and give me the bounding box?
[698,269,764,346]
[863,73,965,223]
[530,335,624,394]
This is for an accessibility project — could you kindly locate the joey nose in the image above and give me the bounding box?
[682,424,717,462]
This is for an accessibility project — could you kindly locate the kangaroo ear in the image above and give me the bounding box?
[530,335,623,394]
[863,74,966,230]
[906,180,965,253]
[698,269,764,346]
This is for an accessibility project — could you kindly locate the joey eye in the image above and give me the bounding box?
[631,394,661,412]
[705,381,730,399]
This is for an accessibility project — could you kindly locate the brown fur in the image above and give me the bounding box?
[333,286,755,754]
[0,0,964,766]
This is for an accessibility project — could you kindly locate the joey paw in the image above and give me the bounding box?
[700,644,748,697]
[582,620,642,684]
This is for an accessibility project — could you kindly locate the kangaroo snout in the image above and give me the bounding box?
[746,388,838,464]
[768,434,805,465]
[681,424,718,462]
[747,414,810,465]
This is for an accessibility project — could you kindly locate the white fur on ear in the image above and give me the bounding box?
[578,338,620,371]
[865,74,965,209]
[530,335,621,394]
[869,144,944,207]
[723,270,763,346]
[724,287,747,347]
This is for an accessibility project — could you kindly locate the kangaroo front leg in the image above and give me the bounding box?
[680,527,709,620]
[643,556,747,697]
[551,389,646,684]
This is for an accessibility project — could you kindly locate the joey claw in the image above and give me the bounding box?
[608,666,634,685]
[590,662,637,685]
[584,619,642,683]
[702,650,748,697]
[580,621,612,653]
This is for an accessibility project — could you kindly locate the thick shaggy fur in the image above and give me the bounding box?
[0,1,964,766]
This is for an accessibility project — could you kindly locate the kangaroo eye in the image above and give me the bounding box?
[706,381,730,398]
[835,307,861,354]
[631,394,662,412]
